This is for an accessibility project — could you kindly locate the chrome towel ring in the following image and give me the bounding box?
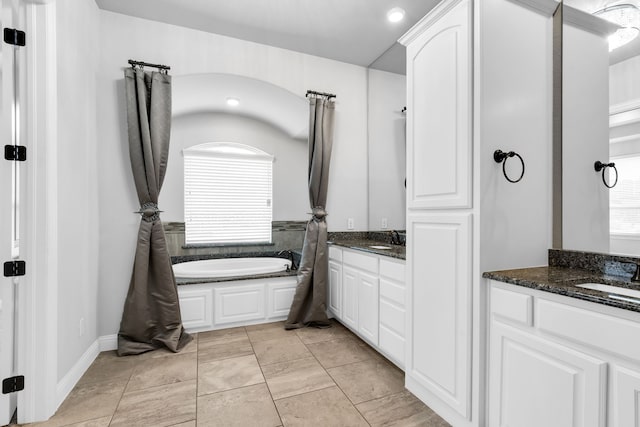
[594,161,618,189]
[494,150,525,183]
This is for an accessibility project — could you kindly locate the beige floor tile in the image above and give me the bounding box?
[198,326,247,345]
[126,350,197,392]
[328,357,405,404]
[196,383,281,427]
[51,415,112,427]
[246,321,292,343]
[76,351,139,386]
[275,385,368,427]
[33,378,126,427]
[198,354,264,396]
[110,380,196,427]
[169,421,196,427]
[306,337,374,369]
[356,390,449,426]
[262,356,335,400]
[198,333,254,363]
[294,321,353,344]
[252,336,311,366]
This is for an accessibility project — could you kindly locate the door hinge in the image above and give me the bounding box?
[3,261,25,277]
[3,28,25,46]
[4,145,26,161]
[2,376,24,394]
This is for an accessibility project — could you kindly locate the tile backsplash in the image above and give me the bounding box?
[164,221,307,257]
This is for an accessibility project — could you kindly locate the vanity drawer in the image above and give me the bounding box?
[380,258,405,283]
[537,299,640,361]
[343,250,378,273]
[380,278,404,306]
[490,285,533,326]
[329,246,343,262]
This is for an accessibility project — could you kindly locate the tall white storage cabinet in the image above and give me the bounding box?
[399,0,557,425]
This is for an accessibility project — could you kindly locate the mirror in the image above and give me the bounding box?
[561,0,640,256]
[159,71,408,236]
[366,67,407,232]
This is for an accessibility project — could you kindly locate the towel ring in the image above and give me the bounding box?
[494,150,525,183]
[594,161,618,189]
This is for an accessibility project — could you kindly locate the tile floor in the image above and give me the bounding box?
[25,320,450,427]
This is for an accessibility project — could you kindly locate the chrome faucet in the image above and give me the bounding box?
[390,230,401,246]
[278,250,297,271]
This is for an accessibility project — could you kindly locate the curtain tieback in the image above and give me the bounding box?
[135,202,163,222]
[311,207,327,220]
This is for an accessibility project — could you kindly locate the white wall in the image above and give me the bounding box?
[562,23,610,253]
[610,55,640,107]
[367,69,406,231]
[164,112,308,222]
[97,11,369,336]
[55,0,100,380]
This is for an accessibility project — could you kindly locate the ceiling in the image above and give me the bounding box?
[95,0,441,75]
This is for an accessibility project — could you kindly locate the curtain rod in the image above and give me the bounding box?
[128,59,171,71]
[306,90,336,99]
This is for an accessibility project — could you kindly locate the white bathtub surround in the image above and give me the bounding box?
[178,277,298,332]
[173,257,292,279]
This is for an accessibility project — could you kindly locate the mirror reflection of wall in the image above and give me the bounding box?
[161,112,309,223]
[562,0,640,256]
[367,68,407,231]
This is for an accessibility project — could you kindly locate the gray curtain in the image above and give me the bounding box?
[118,68,192,355]
[285,97,335,329]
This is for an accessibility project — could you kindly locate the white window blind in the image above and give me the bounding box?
[610,155,640,235]
[184,142,273,245]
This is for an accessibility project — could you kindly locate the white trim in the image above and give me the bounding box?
[610,133,640,145]
[398,0,466,46]
[55,341,99,409]
[18,2,59,424]
[98,334,118,352]
[506,0,560,16]
[610,99,640,116]
[610,108,640,128]
[563,4,620,36]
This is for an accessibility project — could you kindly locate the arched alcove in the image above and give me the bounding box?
[173,73,308,140]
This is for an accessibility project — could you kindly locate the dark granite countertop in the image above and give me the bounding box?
[483,266,640,313]
[176,269,298,286]
[328,239,406,260]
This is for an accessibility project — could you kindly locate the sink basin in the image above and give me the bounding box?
[576,283,640,301]
[369,245,392,250]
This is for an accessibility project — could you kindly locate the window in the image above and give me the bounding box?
[184,142,273,245]
[610,155,640,236]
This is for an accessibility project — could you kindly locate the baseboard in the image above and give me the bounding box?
[55,340,100,408]
[98,334,118,352]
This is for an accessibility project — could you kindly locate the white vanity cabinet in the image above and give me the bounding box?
[328,245,406,368]
[489,280,640,427]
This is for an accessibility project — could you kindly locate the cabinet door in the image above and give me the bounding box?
[267,279,297,319]
[178,287,214,331]
[214,283,265,325]
[406,212,472,418]
[342,265,358,330]
[328,260,342,318]
[613,366,640,427]
[357,271,379,346]
[404,0,471,210]
[489,322,607,427]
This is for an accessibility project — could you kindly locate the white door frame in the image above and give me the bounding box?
[17,0,58,423]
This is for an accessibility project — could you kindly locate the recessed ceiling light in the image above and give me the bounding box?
[387,7,405,23]
[226,97,240,107]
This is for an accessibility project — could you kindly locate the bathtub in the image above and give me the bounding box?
[173,257,292,279]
